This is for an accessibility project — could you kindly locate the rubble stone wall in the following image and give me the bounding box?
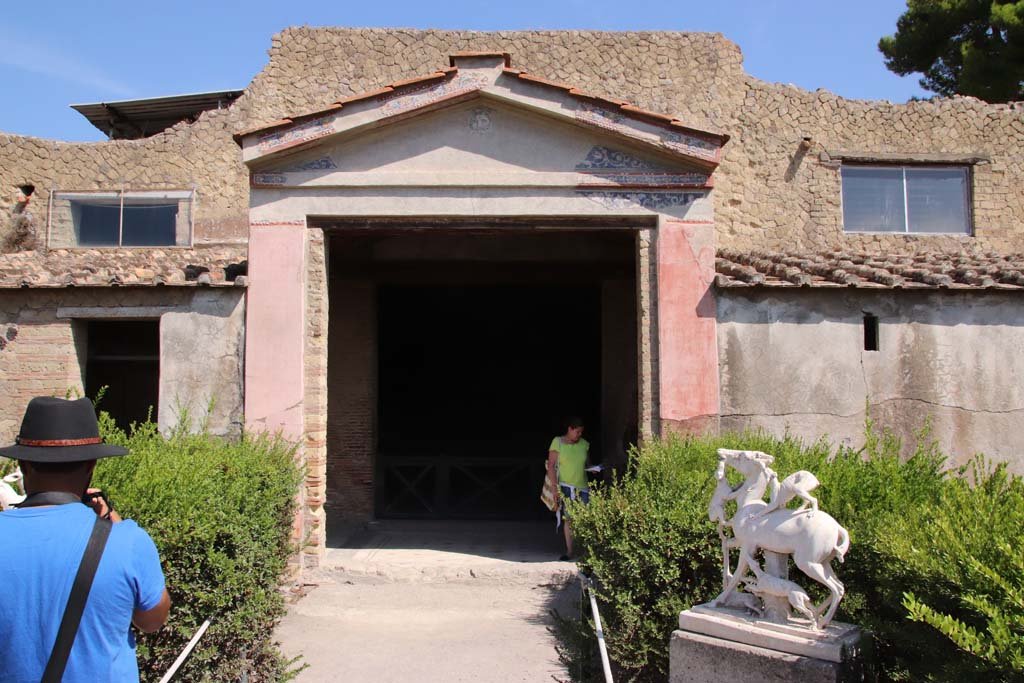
[0,116,251,244]
[4,28,1022,254]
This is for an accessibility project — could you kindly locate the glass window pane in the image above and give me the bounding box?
[73,198,121,246]
[842,167,906,232]
[49,191,191,247]
[121,199,177,246]
[906,167,970,234]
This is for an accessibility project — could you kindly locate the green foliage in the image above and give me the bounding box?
[895,460,1024,681]
[93,412,303,682]
[879,0,1024,102]
[567,424,1024,682]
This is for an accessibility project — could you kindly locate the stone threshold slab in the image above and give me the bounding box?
[678,602,860,663]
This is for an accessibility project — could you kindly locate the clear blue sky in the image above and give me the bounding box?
[0,0,925,142]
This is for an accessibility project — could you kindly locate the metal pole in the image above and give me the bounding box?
[158,619,211,683]
[581,573,614,683]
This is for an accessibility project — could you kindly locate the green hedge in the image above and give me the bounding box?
[568,426,1024,682]
[92,415,303,682]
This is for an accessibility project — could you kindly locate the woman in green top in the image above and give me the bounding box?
[546,416,590,560]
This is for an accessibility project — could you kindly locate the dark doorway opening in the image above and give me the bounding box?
[84,320,160,430]
[323,226,639,527]
[377,284,601,519]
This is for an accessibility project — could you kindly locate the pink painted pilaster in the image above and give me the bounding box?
[245,223,307,440]
[656,219,719,434]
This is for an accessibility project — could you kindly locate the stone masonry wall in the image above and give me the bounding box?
[0,113,252,244]
[4,28,1022,255]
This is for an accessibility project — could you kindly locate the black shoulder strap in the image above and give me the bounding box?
[42,515,112,683]
[17,491,82,508]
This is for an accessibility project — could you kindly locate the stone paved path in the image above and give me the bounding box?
[276,521,580,682]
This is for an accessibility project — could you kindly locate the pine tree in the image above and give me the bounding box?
[879,0,1024,102]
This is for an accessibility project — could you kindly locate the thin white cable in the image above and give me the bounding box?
[158,619,211,683]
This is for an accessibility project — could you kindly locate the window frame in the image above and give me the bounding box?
[840,164,973,236]
[47,188,196,248]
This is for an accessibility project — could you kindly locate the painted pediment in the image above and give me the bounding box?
[249,98,714,192]
[239,54,727,186]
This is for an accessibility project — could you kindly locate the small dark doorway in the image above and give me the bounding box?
[376,284,601,519]
[84,320,160,430]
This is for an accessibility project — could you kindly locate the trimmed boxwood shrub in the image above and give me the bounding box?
[567,425,1024,682]
[92,414,303,682]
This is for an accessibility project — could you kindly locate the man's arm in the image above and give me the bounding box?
[133,589,171,633]
[83,487,122,522]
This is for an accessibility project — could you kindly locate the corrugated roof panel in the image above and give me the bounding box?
[71,89,243,139]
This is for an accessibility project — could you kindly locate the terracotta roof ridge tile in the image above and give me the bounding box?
[514,72,575,91]
[566,88,632,108]
[235,118,295,138]
[387,72,450,89]
[288,103,343,122]
[619,104,677,124]
[335,85,395,105]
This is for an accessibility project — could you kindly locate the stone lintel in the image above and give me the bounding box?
[831,150,990,165]
[57,305,180,319]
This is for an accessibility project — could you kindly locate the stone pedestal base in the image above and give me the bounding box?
[670,603,872,683]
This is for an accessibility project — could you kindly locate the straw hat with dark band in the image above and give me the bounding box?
[0,397,128,462]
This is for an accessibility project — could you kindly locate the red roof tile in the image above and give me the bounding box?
[336,85,396,104]
[0,245,248,288]
[235,118,294,139]
[387,72,449,88]
[715,249,1024,291]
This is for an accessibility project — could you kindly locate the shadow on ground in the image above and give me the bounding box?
[326,519,566,563]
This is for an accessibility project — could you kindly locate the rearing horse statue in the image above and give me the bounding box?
[711,448,849,629]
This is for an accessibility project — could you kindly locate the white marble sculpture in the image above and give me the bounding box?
[0,467,26,510]
[709,448,849,629]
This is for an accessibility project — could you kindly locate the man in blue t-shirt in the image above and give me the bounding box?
[0,397,171,683]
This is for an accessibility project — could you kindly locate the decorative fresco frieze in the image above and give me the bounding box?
[578,172,711,187]
[662,131,719,161]
[251,173,287,186]
[281,157,338,172]
[576,145,669,171]
[575,102,627,129]
[577,189,705,210]
[258,117,333,153]
[379,72,491,116]
[573,103,720,163]
[575,146,711,187]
